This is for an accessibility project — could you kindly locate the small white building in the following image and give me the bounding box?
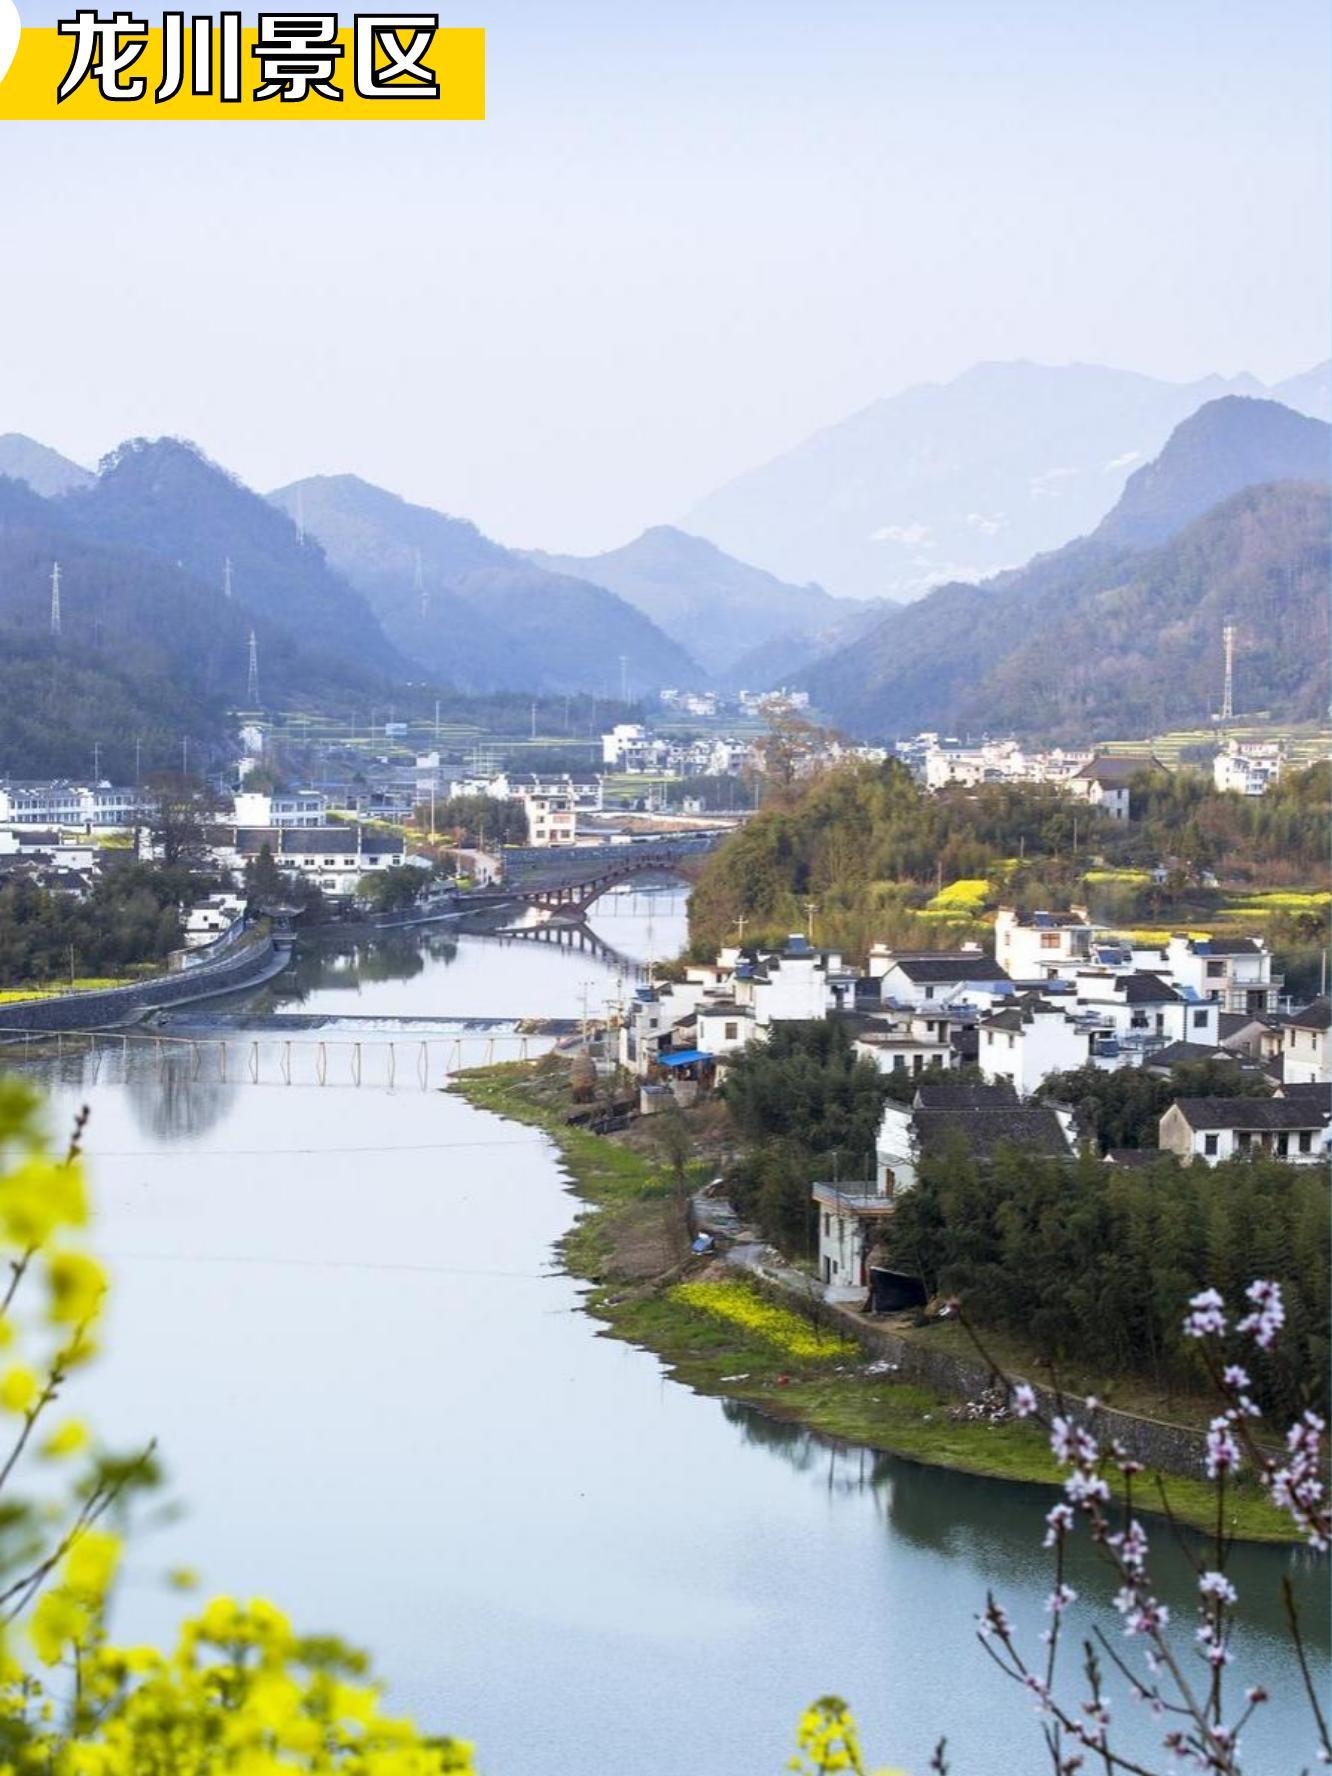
[854,1013,958,1078]
[1213,741,1284,797]
[1280,998,1330,1085]
[871,947,1011,1009]
[744,937,835,1027]
[522,793,577,847]
[1159,1096,1330,1166]
[695,1000,756,1059]
[1068,753,1163,821]
[993,906,1097,981]
[232,789,329,829]
[1164,935,1282,1016]
[183,893,247,947]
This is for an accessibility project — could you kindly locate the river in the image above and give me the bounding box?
[16,885,1327,1775]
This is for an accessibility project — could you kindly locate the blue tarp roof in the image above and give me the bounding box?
[657,1048,713,1068]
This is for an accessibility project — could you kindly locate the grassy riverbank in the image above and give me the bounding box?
[452,1057,1297,1543]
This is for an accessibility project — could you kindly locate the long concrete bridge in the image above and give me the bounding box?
[486,831,724,917]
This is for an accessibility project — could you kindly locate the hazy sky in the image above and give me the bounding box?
[3,0,1329,552]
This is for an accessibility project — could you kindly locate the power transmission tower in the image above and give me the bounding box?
[247,628,260,706]
[49,562,62,637]
[1220,622,1237,723]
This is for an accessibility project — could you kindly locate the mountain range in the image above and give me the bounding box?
[801,396,1332,740]
[682,359,1331,602]
[268,476,700,698]
[1,361,1328,775]
[527,525,857,681]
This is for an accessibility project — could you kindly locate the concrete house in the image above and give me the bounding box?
[873,1081,1078,1197]
[993,906,1096,980]
[853,1011,959,1077]
[1164,935,1282,1015]
[1280,998,1331,1086]
[231,825,405,898]
[978,996,1100,1095]
[1159,1096,1330,1166]
[1068,753,1163,821]
[872,949,1012,1009]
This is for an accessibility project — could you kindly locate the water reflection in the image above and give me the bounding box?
[720,1400,1329,1652]
[126,1056,232,1145]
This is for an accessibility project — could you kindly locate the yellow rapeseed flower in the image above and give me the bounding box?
[0,1366,38,1414]
[45,1252,107,1327]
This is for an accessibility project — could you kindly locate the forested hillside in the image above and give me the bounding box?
[686,755,1331,961]
[804,397,1332,738]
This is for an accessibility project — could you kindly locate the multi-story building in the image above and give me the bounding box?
[232,789,329,828]
[1213,740,1285,797]
[1280,997,1330,1085]
[993,906,1097,980]
[1164,934,1282,1015]
[0,780,151,831]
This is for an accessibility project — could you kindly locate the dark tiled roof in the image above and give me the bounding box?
[1287,997,1331,1032]
[1188,936,1263,956]
[891,955,1010,982]
[1276,1082,1332,1110]
[1168,1096,1327,1132]
[1075,754,1162,784]
[1116,971,1182,1004]
[1105,1147,1170,1167]
[234,825,403,857]
[915,1104,1073,1160]
[1145,1042,1235,1072]
[913,1082,1017,1110]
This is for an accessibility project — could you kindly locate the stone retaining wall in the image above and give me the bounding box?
[0,936,288,1033]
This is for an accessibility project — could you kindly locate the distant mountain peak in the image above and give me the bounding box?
[0,433,94,498]
[1095,395,1331,548]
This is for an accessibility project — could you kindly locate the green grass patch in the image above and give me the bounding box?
[452,1059,1297,1544]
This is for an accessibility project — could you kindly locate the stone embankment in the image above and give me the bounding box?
[0,929,290,1033]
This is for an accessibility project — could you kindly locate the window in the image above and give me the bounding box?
[923,985,935,999]
[892,1054,906,1071]
[1040,933,1060,950]
[823,1213,830,1238]
[1204,1133,1219,1156]
[1299,1132,1313,1154]
[725,1022,738,1041]
[1193,1009,1208,1028]
[1007,1033,1015,1049]
[1206,960,1225,979]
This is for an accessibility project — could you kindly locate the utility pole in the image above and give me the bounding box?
[434,697,440,741]
[134,735,142,785]
[181,736,189,777]
[223,556,233,600]
[49,562,62,637]
[530,701,537,740]
[92,741,101,780]
[619,655,628,705]
[246,628,260,706]
[803,899,818,943]
[294,489,306,546]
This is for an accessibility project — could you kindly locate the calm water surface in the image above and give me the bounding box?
[21,887,1327,1775]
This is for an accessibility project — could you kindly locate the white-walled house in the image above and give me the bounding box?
[872,949,1012,1009]
[695,1000,756,1059]
[1070,971,1221,1050]
[979,997,1096,1095]
[1159,1097,1330,1166]
[522,793,577,847]
[854,1013,958,1078]
[232,789,328,828]
[1280,998,1330,1085]
[747,937,834,1026]
[873,1082,1078,1196]
[993,906,1097,980]
[1164,935,1282,1015]
[1068,753,1163,821]
[1213,741,1284,797]
[230,825,405,898]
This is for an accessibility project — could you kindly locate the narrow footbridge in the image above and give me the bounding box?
[491,831,724,916]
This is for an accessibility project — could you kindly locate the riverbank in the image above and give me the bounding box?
[453,1057,1297,1544]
